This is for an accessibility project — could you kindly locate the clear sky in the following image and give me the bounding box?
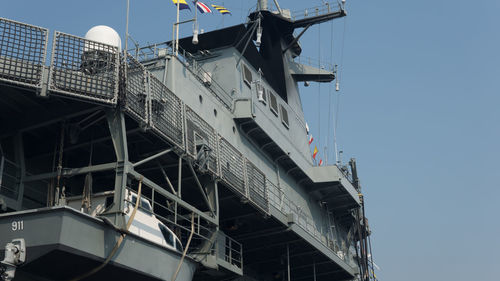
[2,1,499,280]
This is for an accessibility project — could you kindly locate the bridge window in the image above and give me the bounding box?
[159,223,174,247]
[242,63,252,88]
[269,92,278,116]
[280,104,289,129]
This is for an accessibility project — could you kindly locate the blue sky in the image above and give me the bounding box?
[2,1,499,280]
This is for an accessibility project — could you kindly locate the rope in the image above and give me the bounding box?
[68,177,143,281]
[171,213,195,281]
[55,122,65,205]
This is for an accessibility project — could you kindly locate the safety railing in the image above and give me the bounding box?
[293,55,335,72]
[290,1,342,22]
[125,183,216,257]
[217,231,243,270]
[149,72,185,149]
[0,17,48,88]
[266,176,349,259]
[0,157,20,200]
[123,53,149,123]
[185,106,219,176]
[49,31,120,105]
[129,42,234,110]
[219,137,246,197]
[245,160,269,214]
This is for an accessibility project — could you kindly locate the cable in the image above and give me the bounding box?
[327,19,335,164]
[68,177,143,281]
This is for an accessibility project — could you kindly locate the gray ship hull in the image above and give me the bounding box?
[0,207,196,281]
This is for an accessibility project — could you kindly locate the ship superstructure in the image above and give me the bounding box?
[0,1,375,281]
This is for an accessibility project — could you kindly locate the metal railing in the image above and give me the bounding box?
[0,157,20,200]
[293,55,335,72]
[49,31,120,105]
[217,231,243,269]
[0,17,48,88]
[129,42,234,110]
[266,177,350,260]
[290,1,342,22]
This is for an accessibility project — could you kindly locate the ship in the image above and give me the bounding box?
[0,1,376,281]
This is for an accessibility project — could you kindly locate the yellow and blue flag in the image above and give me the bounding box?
[211,4,231,15]
[172,0,191,10]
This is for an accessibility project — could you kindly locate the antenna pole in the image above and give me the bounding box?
[175,0,180,55]
[125,0,129,52]
[258,0,268,11]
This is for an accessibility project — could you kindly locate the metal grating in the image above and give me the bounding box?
[185,107,218,175]
[246,160,269,213]
[123,53,148,123]
[149,73,184,148]
[0,17,48,88]
[219,138,246,196]
[49,31,119,104]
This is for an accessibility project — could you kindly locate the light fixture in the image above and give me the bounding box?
[192,28,199,45]
[256,26,263,47]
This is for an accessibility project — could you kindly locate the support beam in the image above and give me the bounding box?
[23,162,117,183]
[187,161,215,215]
[283,24,311,54]
[133,148,174,167]
[157,162,177,195]
[105,110,129,226]
[14,133,25,210]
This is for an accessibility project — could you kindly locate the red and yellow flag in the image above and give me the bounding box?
[313,146,318,159]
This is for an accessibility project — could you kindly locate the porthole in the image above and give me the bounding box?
[214,109,218,117]
[199,95,203,103]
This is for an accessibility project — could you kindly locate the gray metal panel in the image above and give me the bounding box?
[0,17,48,88]
[49,31,119,104]
[149,73,185,149]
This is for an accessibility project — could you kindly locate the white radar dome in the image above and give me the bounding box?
[84,25,122,51]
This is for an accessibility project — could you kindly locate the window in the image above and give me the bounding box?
[242,63,252,88]
[262,88,268,104]
[159,223,174,246]
[175,238,183,252]
[280,104,289,129]
[140,198,152,212]
[269,92,278,116]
